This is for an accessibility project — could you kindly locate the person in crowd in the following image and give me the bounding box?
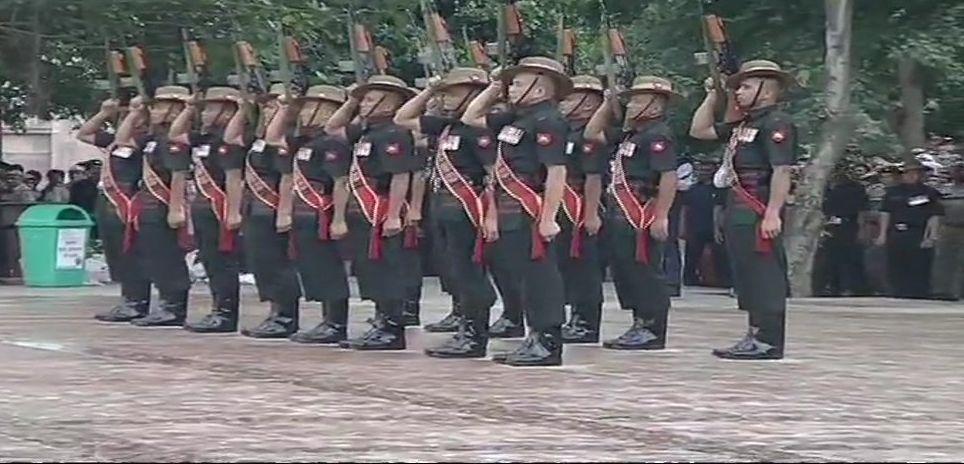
[40,169,70,203]
[931,162,964,301]
[818,168,869,296]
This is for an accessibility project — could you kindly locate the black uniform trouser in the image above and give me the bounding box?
[725,211,787,349]
[96,194,150,302]
[684,232,733,288]
[557,221,603,326]
[134,202,190,302]
[886,226,932,299]
[822,224,864,295]
[347,213,407,322]
[428,204,458,299]
[662,199,683,289]
[607,216,670,337]
[486,215,564,332]
[193,206,240,311]
[243,200,301,314]
[292,211,350,303]
[438,213,496,314]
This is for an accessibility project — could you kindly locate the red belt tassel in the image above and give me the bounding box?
[368,223,384,260]
[755,227,773,254]
[317,210,331,241]
[569,227,583,259]
[177,226,195,252]
[218,226,236,253]
[635,229,650,264]
[123,197,143,254]
[530,223,546,260]
[403,225,419,249]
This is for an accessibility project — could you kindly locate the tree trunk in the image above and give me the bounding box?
[897,55,925,156]
[25,0,46,118]
[785,0,855,297]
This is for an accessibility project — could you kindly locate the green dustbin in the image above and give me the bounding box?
[16,204,94,287]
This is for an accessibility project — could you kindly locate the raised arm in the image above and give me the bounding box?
[324,95,360,141]
[394,86,435,133]
[689,78,721,141]
[461,81,502,129]
[76,99,119,145]
[168,95,199,145]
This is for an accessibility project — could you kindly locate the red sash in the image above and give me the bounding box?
[611,151,657,264]
[245,155,280,209]
[100,153,137,253]
[494,143,546,260]
[722,126,773,254]
[142,156,195,251]
[436,127,487,263]
[193,152,236,253]
[293,161,334,241]
[349,156,389,259]
[561,183,584,258]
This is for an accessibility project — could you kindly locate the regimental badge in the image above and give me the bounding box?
[296,147,313,161]
[354,142,372,158]
[477,136,493,149]
[218,146,229,156]
[111,146,134,159]
[651,140,668,154]
[440,135,461,151]
[251,139,267,153]
[324,151,338,161]
[536,133,553,146]
[143,141,157,154]
[497,126,524,145]
[565,142,575,155]
[908,195,930,206]
[583,143,595,154]
[278,147,290,156]
[193,144,211,159]
[617,142,637,158]
[771,130,786,143]
[385,143,402,156]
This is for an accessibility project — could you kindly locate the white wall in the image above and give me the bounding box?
[1,118,104,172]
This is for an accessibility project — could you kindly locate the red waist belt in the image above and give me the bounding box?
[191,147,236,253]
[494,146,546,261]
[141,156,195,251]
[436,127,488,263]
[731,180,773,254]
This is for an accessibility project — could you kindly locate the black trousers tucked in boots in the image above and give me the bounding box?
[557,221,603,328]
[607,216,670,339]
[97,194,151,303]
[243,200,302,316]
[193,206,240,314]
[134,201,190,305]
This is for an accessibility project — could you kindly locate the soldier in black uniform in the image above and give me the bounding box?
[168,87,247,332]
[462,57,572,366]
[114,87,193,327]
[585,76,682,350]
[395,67,498,357]
[76,98,152,322]
[265,85,352,344]
[690,60,798,360]
[240,83,304,338]
[819,169,869,296]
[555,75,607,344]
[875,160,944,299]
[325,75,420,350]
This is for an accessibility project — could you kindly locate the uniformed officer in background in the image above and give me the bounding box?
[462,57,572,366]
[76,98,153,323]
[876,159,944,299]
[168,87,247,333]
[325,75,421,350]
[690,60,798,360]
[585,75,682,351]
[556,75,607,344]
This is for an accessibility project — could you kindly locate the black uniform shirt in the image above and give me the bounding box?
[823,179,869,229]
[137,132,174,185]
[186,131,245,187]
[93,130,141,192]
[486,100,569,188]
[714,106,797,202]
[882,182,944,228]
[347,119,420,194]
[606,119,678,195]
[289,133,352,194]
[246,136,290,190]
[565,120,608,186]
[420,115,496,220]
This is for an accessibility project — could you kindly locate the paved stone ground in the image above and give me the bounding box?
[0,280,962,462]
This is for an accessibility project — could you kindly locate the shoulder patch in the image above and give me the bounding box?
[651,139,669,154]
[536,133,554,146]
[477,136,493,149]
[771,130,787,143]
[386,143,402,156]
[325,151,339,161]
[582,143,595,154]
[218,145,229,155]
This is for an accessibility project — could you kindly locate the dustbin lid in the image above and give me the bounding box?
[15,204,94,228]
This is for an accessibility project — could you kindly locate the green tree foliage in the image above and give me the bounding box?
[1,0,962,156]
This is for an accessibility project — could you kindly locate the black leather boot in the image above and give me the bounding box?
[561,313,599,344]
[94,297,149,323]
[131,292,187,327]
[500,329,563,367]
[290,299,348,344]
[184,297,238,333]
[425,307,488,358]
[602,318,665,350]
[401,299,421,327]
[488,314,524,338]
[424,298,463,333]
[711,328,754,357]
[345,311,406,351]
[241,301,299,339]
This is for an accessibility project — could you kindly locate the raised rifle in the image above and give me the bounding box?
[555,14,577,75]
[124,45,150,103]
[696,0,742,122]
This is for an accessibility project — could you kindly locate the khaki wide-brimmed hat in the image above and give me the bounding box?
[204,86,242,104]
[153,85,191,102]
[267,83,287,97]
[570,75,604,94]
[726,60,796,89]
[350,75,416,100]
[439,67,489,90]
[500,56,574,97]
[618,75,682,101]
[301,85,347,104]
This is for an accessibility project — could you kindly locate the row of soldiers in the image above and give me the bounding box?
[77,54,798,366]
